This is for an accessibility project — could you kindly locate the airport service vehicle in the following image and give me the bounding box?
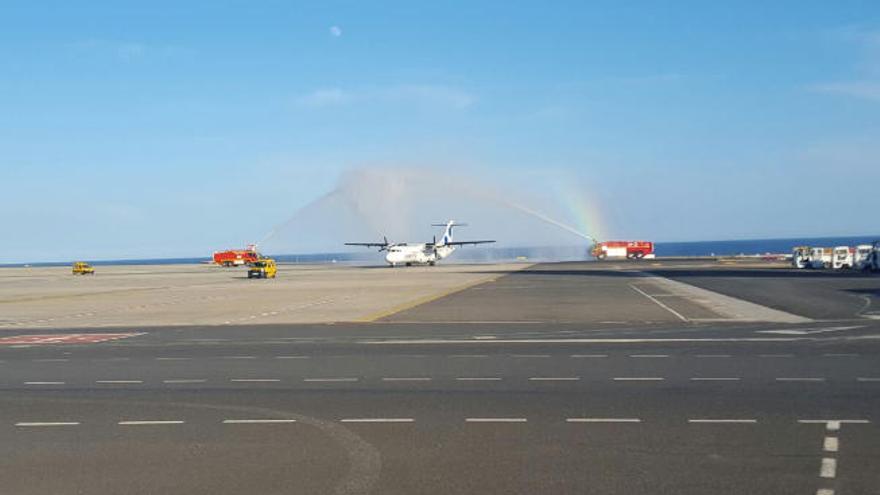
[590,241,655,260]
[810,247,833,269]
[345,220,495,267]
[870,241,880,272]
[247,259,277,279]
[832,246,854,270]
[72,261,95,275]
[854,245,874,271]
[213,244,261,267]
[791,246,812,269]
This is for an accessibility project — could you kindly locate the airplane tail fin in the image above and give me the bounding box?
[431,220,467,246]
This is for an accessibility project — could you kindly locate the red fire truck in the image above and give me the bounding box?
[590,241,655,260]
[213,244,261,267]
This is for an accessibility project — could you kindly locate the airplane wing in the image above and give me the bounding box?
[443,240,496,246]
[344,242,388,248]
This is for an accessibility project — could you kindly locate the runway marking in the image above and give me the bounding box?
[820,458,836,478]
[465,418,527,423]
[24,381,65,385]
[566,418,641,423]
[449,354,488,358]
[118,420,185,426]
[363,337,810,345]
[230,378,281,383]
[798,420,869,425]
[381,377,432,382]
[688,419,757,424]
[456,377,502,381]
[340,418,414,423]
[0,333,143,345]
[823,437,838,452]
[690,377,741,381]
[695,354,731,358]
[304,378,358,382]
[156,357,190,361]
[529,377,580,381]
[571,354,608,358]
[163,379,207,384]
[823,353,858,357]
[223,356,256,360]
[776,377,825,382]
[33,358,69,362]
[223,419,297,424]
[816,489,834,495]
[613,377,665,381]
[15,422,80,427]
[856,377,880,382]
[629,284,689,322]
[275,356,310,359]
[760,354,794,358]
[511,354,550,358]
[96,380,143,384]
[629,354,669,358]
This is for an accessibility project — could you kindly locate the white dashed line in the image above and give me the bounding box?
[823,437,839,452]
[156,357,190,361]
[820,458,836,478]
[34,358,69,362]
[816,489,834,495]
[223,356,256,360]
[223,419,297,424]
[760,354,794,358]
[690,377,741,381]
[798,419,869,426]
[118,420,185,426]
[230,379,281,383]
[96,380,143,384]
[450,355,488,358]
[695,354,731,358]
[465,418,527,423]
[856,377,880,382]
[566,418,641,423]
[776,377,825,382]
[303,378,358,382]
[163,379,207,384]
[24,381,65,385]
[823,353,858,357]
[511,354,550,358]
[613,377,665,381]
[381,377,432,382]
[456,377,502,381]
[340,418,414,423]
[529,377,580,381]
[570,354,608,358]
[275,356,310,359]
[688,419,757,424]
[629,354,669,358]
[15,422,80,427]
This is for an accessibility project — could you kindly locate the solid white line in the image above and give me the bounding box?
[163,379,207,384]
[826,421,841,432]
[630,284,689,322]
[118,420,184,425]
[465,418,527,423]
[566,418,641,423]
[339,418,414,423]
[34,358,69,362]
[456,377,501,381]
[823,353,858,357]
[630,354,669,358]
[381,377,432,382]
[449,355,488,358]
[364,337,808,345]
[816,489,834,495]
[223,356,256,359]
[760,354,794,358]
[823,436,839,452]
[856,377,880,382]
[24,381,65,385]
[275,356,310,359]
[96,380,143,384]
[690,377,741,381]
[570,354,607,358]
[511,354,550,358]
[303,378,358,382]
[230,379,281,383]
[776,377,825,382]
[613,377,665,381]
[222,419,297,424]
[820,458,836,478]
[695,354,731,358]
[797,419,870,425]
[529,377,580,381]
[15,422,80,427]
[156,357,190,361]
[688,419,757,424]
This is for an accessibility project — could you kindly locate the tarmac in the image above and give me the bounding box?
[1,259,879,494]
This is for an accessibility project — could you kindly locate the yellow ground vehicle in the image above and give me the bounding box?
[72,261,95,275]
[247,259,277,279]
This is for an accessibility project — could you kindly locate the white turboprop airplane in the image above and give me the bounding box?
[345,221,495,267]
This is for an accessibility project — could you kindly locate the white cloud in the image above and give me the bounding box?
[329,26,342,37]
[296,88,352,107]
[809,81,880,102]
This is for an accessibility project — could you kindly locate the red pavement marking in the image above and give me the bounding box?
[0,333,144,345]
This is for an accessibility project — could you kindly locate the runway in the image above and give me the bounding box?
[1,260,878,494]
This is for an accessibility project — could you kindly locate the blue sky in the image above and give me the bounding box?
[2,1,879,262]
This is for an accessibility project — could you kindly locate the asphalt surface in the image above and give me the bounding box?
[1,261,879,495]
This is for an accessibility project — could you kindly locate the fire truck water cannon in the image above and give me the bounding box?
[212,244,262,267]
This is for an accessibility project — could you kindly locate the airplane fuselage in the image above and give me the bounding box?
[385,244,455,266]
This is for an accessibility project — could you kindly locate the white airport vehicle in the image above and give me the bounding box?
[345,220,495,267]
[854,244,874,271]
[810,247,833,269]
[791,246,812,269]
[870,241,880,272]
[832,246,854,270]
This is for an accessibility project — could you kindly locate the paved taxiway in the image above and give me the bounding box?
[1,261,879,494]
